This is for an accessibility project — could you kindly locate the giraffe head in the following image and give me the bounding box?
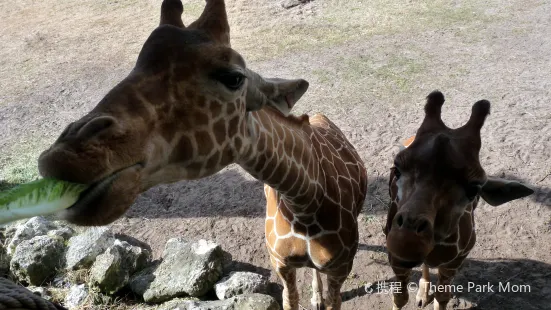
[384,91,534,266]
[37,0,309,226]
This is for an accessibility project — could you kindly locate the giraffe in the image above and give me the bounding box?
[36,1,368,309]
[383,90,534,310]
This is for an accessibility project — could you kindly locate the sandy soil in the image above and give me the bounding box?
[1,0,550,309]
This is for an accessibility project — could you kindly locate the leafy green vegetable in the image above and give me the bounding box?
[0,178,88,225]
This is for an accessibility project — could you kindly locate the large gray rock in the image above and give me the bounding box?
[47,226,76,240]
[89,239,151,294]
[129,261,160,296]
[131,238,224,303]
[64,284,89,309]
[215,272,269,300]
[6,216,57,255]
[161,293,279,310]
[10,235,65,285]
[65,227,114,270]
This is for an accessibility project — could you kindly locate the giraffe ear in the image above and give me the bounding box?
[245,74,309,116]
[160,0,185,28]
[263,78,309,116]
[479,177,534,206]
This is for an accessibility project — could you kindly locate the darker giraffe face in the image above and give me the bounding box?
[37,0,308,226]
[385,91,534,266]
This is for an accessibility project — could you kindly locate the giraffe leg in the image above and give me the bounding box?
[273,263,299,310]
[325,274,346,310]
[391,266,412,310]
[432,267,457,310]
[311,268,325,310]
[416,264,434,308]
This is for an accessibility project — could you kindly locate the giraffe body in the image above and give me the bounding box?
[384,91,534,310]
[36,1,368,309]
[243,109,368,309]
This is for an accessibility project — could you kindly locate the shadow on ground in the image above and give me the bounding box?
[126,168,392,219]
[341,247,551,310]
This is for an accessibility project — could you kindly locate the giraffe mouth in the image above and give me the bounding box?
[67,163,144,211]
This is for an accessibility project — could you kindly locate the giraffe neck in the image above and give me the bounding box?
[237,108,324,212]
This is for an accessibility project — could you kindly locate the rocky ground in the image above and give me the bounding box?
[1,216,277,309]
[1,0,550,309]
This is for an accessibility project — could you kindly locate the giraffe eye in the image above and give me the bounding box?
[215,71,246,91]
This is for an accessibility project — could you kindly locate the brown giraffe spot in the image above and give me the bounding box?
[233,136,242,154]
[279,203,295,222]
[296,215,315,225]
[291,139,303,160]
[275,211,293,236]
[338,226,357,246]
[294,221,307,235]
[274,235,308,260]
[205,151,219,168]
[192,110,209,126]
[210,101,222,117]
[226,102,236,114]
[315,202,341,231]
[340,210,356,231]
[169,135,193,163]
[307,223,322,237]
[212,119,227,145]
[309,233,342,266]
[228,115,239,136]
[254,154,267,173]
[256,132,267,153]
[219,148,235,166]
[195,130,213,157]
[197,95,207,108]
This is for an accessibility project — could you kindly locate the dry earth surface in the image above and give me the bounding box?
[1,0,550,309]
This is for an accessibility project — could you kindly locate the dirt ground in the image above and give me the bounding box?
[1,0,550,309]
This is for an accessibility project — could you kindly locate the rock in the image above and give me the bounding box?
[47,226,76,240]
[27,286,52,301]
[129,261,160,296]
[6,216,57,255]
[65,227,114,270]
[157,297,201,310]
[0,243,9,276]
[114,233,152,252]
[0,219,26,243]
[10,235,65,285]
[133,238,224,303]
[64,284,89,309]
[89,239,151,294]
[163,293,279,310]
[215,272,269,300]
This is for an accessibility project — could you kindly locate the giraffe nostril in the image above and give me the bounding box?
[77,116,117,140]
[396,214,404,228]
[417,220,429,234]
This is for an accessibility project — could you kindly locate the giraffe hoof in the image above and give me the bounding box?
[311,302,325,310]
[416,293,434,308]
